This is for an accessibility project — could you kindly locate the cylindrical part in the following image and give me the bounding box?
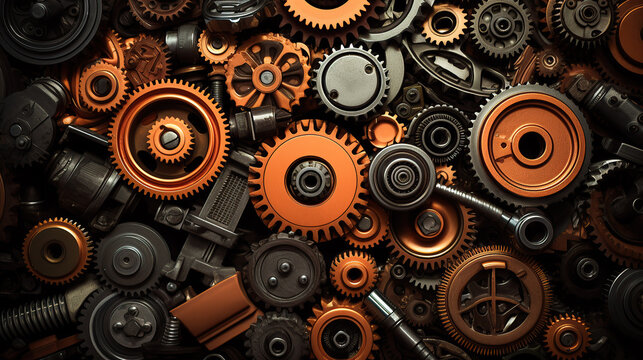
[165,24,201,65]
[161,316,182,345]
[0,294,72,343]
[209,75,227,109]
[434,183,509,222]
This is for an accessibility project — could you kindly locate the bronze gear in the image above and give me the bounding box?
[146,116,195,164]
[78,60,129,113]
[308,298,378,360]
[344,200,389,249]
[109,79,230,200]
[329,250,379,298]
[387,194,476,270]
[543,314,591,360]
[198,30,236,65]
[133,0,195,22]
[422,3,469,46]
[535,46,566,78]
[249,119,369,242]
[437,246,552,356]
[124,34,171,88]
[22,218,92,285]
[225,33,310,111]
[100,30,127,70]
[364,112,406,149]
[436,164,457,187]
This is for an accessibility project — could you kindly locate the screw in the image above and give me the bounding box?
[9,124,22,137]
[260,70,275,85]
[391,264,406,280]
[417,211,442,236]
[356,215,373,232]
[396,103,411,118]
[279,262,291,274]
[405,88,420,104]
[166,282,178,292]
[608,96,618,106]
[160,130,180,150]
[165,206,185,225]
[268,276,278,287]
[298,275,309,286]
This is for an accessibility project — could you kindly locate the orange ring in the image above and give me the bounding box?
[284,0,371,30]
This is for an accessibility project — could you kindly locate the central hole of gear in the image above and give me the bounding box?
[414,303,427,315]
[92,75,113,97]
[347,267,363,282]
[45,242,64,263]
[545,55,557,66]
[268,337,287,357]
[580,4,598,22]
[333,330,350,348]
[494,17,512,34]
[518,131,547,160]
[432,11,457,34]
[430,126,452,148]
[288,158,334,205]
[524,220,548,245]
[578,258,599,279]
[560,330,579,347]
[306,0,348,9]
[260,70,275,85]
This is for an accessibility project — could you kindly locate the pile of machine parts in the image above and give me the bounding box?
[0,0,641,359]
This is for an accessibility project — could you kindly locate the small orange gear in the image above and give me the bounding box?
[124,35,171,88]
[364,112,406,149]
[225,33,310,111]
[198,30,236,65]
[435,164,456,186]
[543,314,591,360]
[146,116,195,163]
[422,3,469,46]
[109,79,230,200]
[78,61,129,113]
[437,246,552,356]
[330,250,379,298]
[535,46,566,78]
[100,30,126,69]
[387,194,476,270]
[249,119,369,242]
[308,298,379,360]
[344,200,389,249]
[135,0,195,21]
[22,218,92,286]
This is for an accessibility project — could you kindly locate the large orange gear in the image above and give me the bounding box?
[78,61,129,113]
[422,3,469,46]
[344,200,389,249]
[134,0,195,22]
[109,79,230,200]
[437,246,552,356]
[249,119,369,242]
[22,218,92,286]
[308,298,379,360]
[329,250,379,298]
[146,116,195,164]
[387,194,476,270]
[543,314,591,360]
[124,35,171,88]
[225,33,310,111]
[198,30,236,65]
[275,0,384,44]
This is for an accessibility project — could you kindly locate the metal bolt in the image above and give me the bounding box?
[405,88,420,104]
[165,207,185,225]
[417,211,442,236]
[260,70,275,85]
[628,125,639,134]
[30,3,48,19]
[333,330,351,348]
[298,275,309,286]
[268,276,278,287]
[356,215,373,232]
[9,124,22,137]
[166,282,178,292]
[160,130,180,150]
[279,261,291,274]
[15,135,31,150]
[91,76,113,97]
[608,96,618,106]
[560,330,578,347]
[391,264,406,280]
[396,103,411,118]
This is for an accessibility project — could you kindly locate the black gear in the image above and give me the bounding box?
[551,0,615,49]
[0,0,102,65]
[407,105,469,164]
[245,311,309,360]
[605,269,643,339]
[471,0,533,59]
[535,46,566,78]
[78,288,167,360]
[400,292,435,328]
[409,268,442,292]
[559,242,613,300]
[243,232,326,309]
[96,222,171,296]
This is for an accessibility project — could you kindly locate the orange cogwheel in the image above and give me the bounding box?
[100,30,126,69]
[437,246,552,356]
[22,218,92,286]
[543,314,591,360]
[198,30,236,65]
[387,194,476,270]
[308,298,379,360]
[146,116,195,164]
[435,164,456,186]
[249,119,369,242]
[124,34,171,88]
[329,250,379,298]
[78,61,129,113]
[225,33,310,111]
[422,3,469,46]
[344,200,389,249]
[109,79,230,200]
[364,112,406,149]
[135,0,195,22]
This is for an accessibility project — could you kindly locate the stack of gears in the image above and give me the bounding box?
[0,0,641,359]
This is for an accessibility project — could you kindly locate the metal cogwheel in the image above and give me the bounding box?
[243,232,326,309]
[471,0,533,59]
[605,269,643,340]
[543,314,591,360]
[361,0,427,43]
[313,44,389,119]
[551,0,616,49]
[407,105,470,164]
[96,222,171,296]
[78,288,168,360]
[469,84,592,207]
[244,311,310,360]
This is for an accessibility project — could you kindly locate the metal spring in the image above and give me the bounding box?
[161,316,181,345]
[0,294,72,343]
[209,75,227,109]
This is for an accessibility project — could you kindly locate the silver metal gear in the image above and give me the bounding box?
[469,84,592,207]
[313,44,389,119]
[407,105,470,164]
[244,311,310,360]
[551,0,616,49]
[361,0,428,43]
[409,269,442,291]
[584,159,632,188]
[78,288,168,360]
[96,222,171,296]
[243,232,326,309]
[471,0,533,59]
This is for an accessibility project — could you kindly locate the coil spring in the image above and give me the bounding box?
[161,316,181,345]
[0,294,71,343]
[209,75,227,109]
